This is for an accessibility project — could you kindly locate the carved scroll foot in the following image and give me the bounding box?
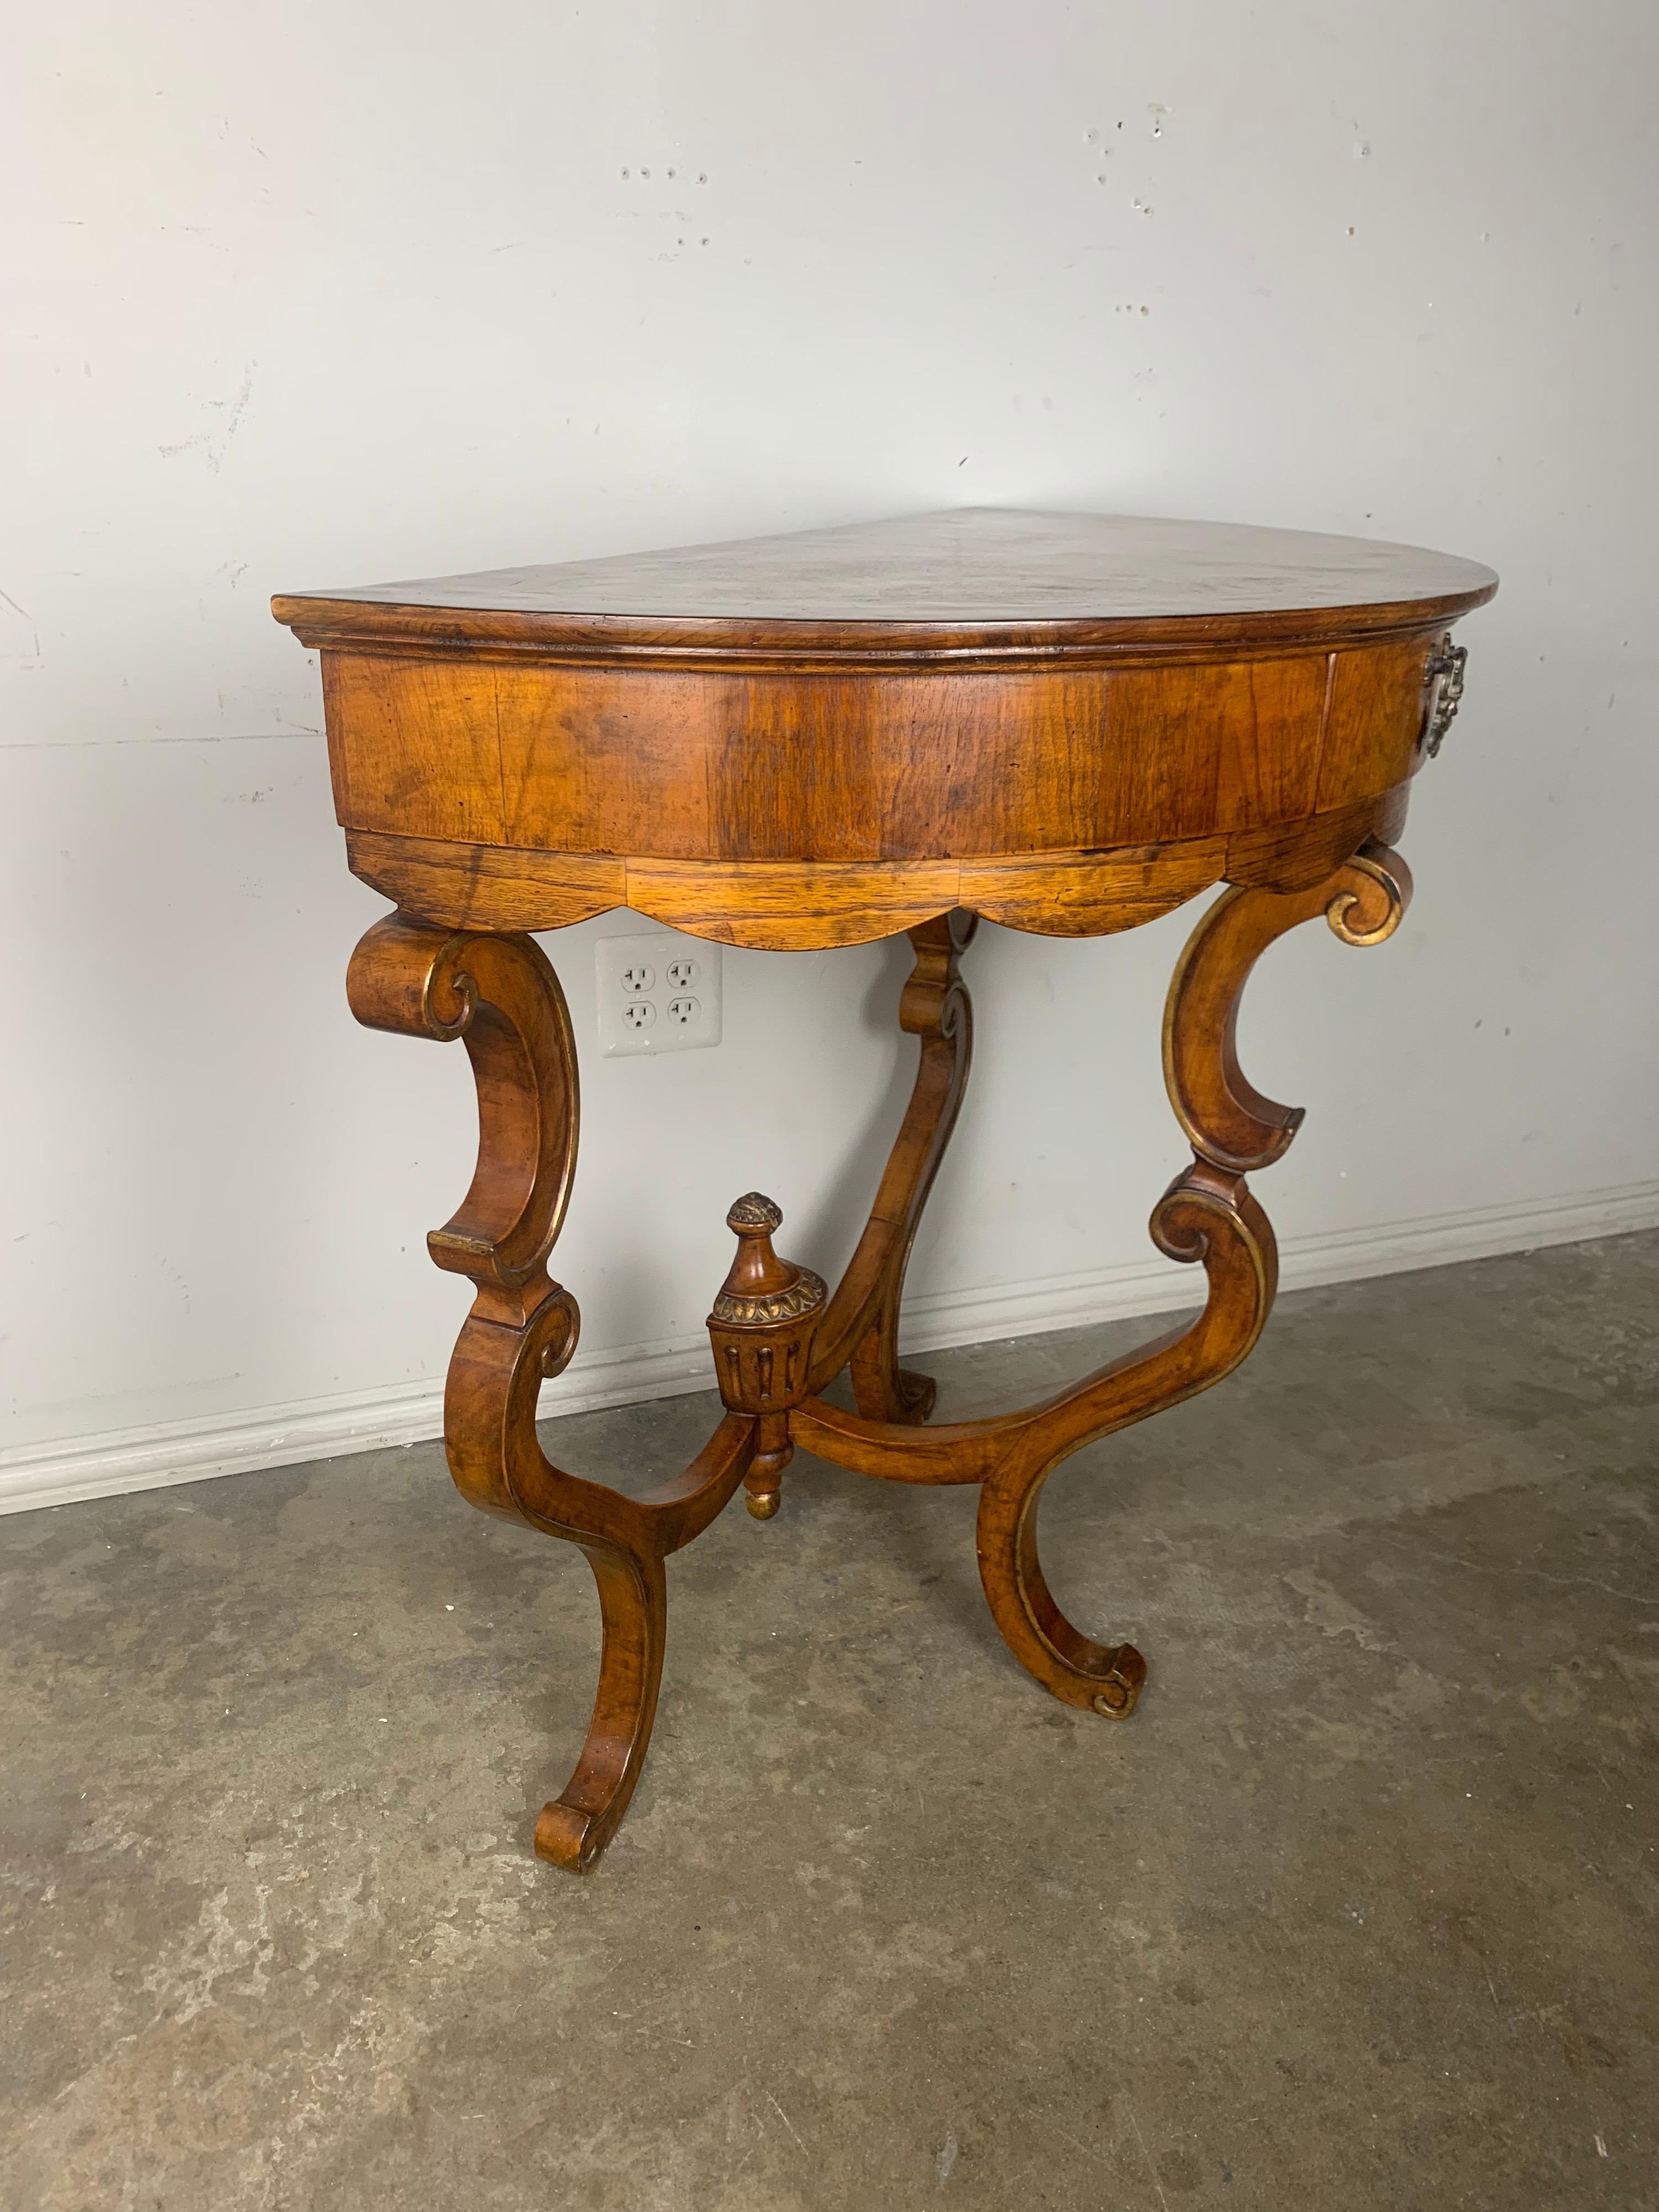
[850,1333,938,1424]
[977,1447,1147,1717]
[534,1541,666,1871]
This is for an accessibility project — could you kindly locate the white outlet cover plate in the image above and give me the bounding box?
[595,930,723,1057]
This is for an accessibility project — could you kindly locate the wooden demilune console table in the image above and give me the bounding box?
[274,509,1494,1872]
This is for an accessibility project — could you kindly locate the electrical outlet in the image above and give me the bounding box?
[596,930,722,1056]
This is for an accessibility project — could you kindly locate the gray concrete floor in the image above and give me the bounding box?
[2,1235,1657,2211]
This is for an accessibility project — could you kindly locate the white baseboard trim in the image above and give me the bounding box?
[6,1177,1657,1519]
[898,1175,1659,1350]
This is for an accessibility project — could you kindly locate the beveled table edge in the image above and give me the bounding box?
[275,589,1495,670]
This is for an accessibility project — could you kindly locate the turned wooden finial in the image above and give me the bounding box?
[712,1193,825,1323]
[707,1193,826,1520]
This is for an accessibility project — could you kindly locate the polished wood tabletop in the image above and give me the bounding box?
[275,508,1494,1874]
[276,505,1493,628]
[274,508,1495,950]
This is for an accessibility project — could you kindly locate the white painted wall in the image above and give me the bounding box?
[6,0,1657,1507]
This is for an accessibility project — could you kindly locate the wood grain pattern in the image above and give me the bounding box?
[345,832,626,934]
[279,512,1493,928]
[343,789,1414,948]
[275,506,1497,653]
[1316,640,1442,811]
[623,854,962,948]
[317,645,1434,872]
[817,911,977,1426]
[323,655,506,845]
[296,509,1491,1873]
[1162,844,1413,1173]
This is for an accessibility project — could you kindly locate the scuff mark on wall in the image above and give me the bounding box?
[0,587,43,667]
[159,364,256,475]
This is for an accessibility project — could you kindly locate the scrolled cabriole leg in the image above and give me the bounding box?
[1162,841,1413,1174]
[793,848,1413,1715]
[973,840,1413,1713]
[347,913,754,1872]
[816,909,977,1422]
